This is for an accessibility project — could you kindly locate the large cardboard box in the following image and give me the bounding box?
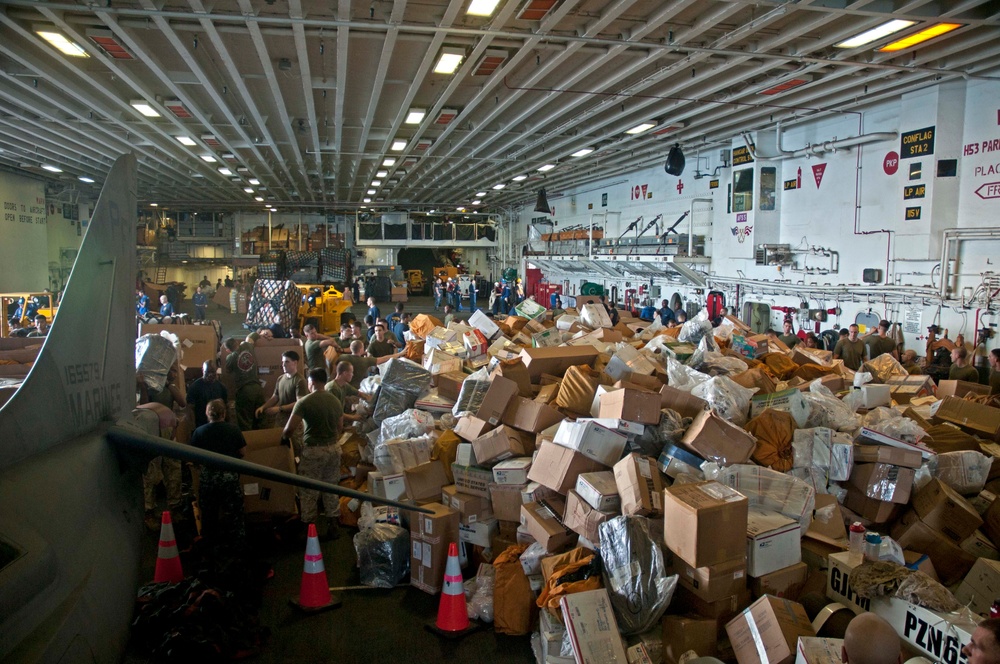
[409,502,460,594]
[489,482,526,522]
[955,558,1000,616]
[933,397,1000,441]
[475,376,519,426]
[575,470,621,512]
[404,460,449,502]
[848,462,914,504]
[660,385,710,419]
[436,371,467,401]
[518,345,600,380]
[554,420,628,467]
[938,379,991,399]
[490,359,532,397]
[250,337,305,397]
[662,615,719,664]
[453,415,493,442]
[842,484,902,524]
[664,481,749,568]
[725,595,815,664]
[750,562,809,601]
[912,478,983,542]
[471,425,534,464]
[561,589,628,664]
[885,375,936,404]
[527,440,606,494]
[891,509,978,585]
[614,453,665,517]
[746,509,802,578]
[441,485,494,525]
[680,409,757,466]
[492,457,533,485]
[563,490,611,543]
[673,555,748,603]
[598,387,662,425]
[674,586,752,625]
[502,396,564,433]
[240,428,297,515]
[369,471,407,501]
[140,322,220,372]
[852,444,922,469]
[750,389,810,428]
[521,500,577,552]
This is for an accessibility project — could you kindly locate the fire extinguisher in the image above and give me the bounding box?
[796,167,802,189]
[625,288,637,314]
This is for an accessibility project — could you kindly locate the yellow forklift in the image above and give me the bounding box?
[405,270,426,295]
[0,292,59,337]
[295,284,354,335]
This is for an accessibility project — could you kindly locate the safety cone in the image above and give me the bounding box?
[153,511,184,584]
[426,542,480,639]
[289,523,341,612]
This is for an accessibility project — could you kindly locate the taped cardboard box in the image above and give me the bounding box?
[672,556,748,604]
[938,379,991,399]
[912,478,983,542]
[441,485,494,525]
[746,509,802,578]
[614,453,665,517]
[674,585,752,626]
[932,397,1000,441]
[472,424,535,464]
[680,409,757,467]
[852,444,922,469]
[663,480,749,568]
[410,501,460,594]
[561,588,628,664]
[962,530,1000,561]
[848,462,914,505]
[240,428,297,515]
[527,439,606,495]
[489,482,527,522]
[891,509,978,585]
[563,489,612,543]
[662,615,719,664]
[404,461,450,502]
[725,595,815,664]
[502,396,564,434]
[575,470,621,512]
[518,345,600,380]
[490,359,533,397]
[453,415,493,442]
[842,484,902,524]
[436,371,467,401]
[598,387,662,425]
[554,419,628,467]
[475,375,519,426]
[954,558,1000,616]
[521,499,576,553]
[750,562,809,601]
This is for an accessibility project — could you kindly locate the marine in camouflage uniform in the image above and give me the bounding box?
[284,368,342,525]
[256,350,308,453]
[190,398,247,547]
[225,335,266,431]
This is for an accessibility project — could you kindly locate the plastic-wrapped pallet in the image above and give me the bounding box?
[718,464,815,533]
[245,278,300,331]
[598,516,677,635]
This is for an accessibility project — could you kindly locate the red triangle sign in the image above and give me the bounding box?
[812,163,827,188]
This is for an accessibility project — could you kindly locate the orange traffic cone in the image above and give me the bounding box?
[153,511,184,584]
[289,523,341,612]
[426,542,480,639]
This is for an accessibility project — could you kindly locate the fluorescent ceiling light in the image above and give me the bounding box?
[472,199,482,205]
[492,183,506,190]
[391,140,407,151]
[476,191,487,197]
[834,19,916,48]
[456,207,466,212]
[363,197,372,203]
[78,176,95,183]
[625,122,655,135]
[36,30,88,57]
[254,196,264,202]
[218,167,232,175]
[200,155,217,162]
[130,100,160,118]
[42,164,62,173]
[367,189,377,195]
[244,187,254,193]
[537,164,556,172]
[878,23,962,51]
[371,180,382,186]
[150,203,158,207]
[571,147,594,157]
[376,170,388,178]
[512,174,527,182]
[433,48,465,74]
[383,158,396,166]
[405,109,425,124]
[248,178,260,185]
[176,136,196,146]
[467,0,500,16]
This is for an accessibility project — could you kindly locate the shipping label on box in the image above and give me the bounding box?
[560,588,628,664]
[614,453,664,517]
[575,470,621,512]
[726,595,815,664]
[554,420,628,467]
[746,509,802,578]
[750,388,810,428]
[492,457,533,485]
[663,480,749,569]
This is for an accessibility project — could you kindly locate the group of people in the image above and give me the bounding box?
[6,311,49,337]
[432,276,478,313]
[489,279,524,316]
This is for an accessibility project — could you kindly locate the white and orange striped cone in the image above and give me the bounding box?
[153,511,184,584]
[289,523,341,612]
[426,542,481,639]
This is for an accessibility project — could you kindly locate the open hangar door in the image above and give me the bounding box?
[396,247,443,295]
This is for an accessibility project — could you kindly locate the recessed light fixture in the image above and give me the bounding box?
[376,170,388,178]
[571,147,594,157]
[433,47,465,74]
[878,22,962,51]
[492,183,506,190]
[254,196,264,202]
[472,199,482,205]
[130,100,160,118]
[78,176,95,183]
[367,189,377,195]
[405,108,426,124]
[383,158,396,166]
[467,0,500,16]
[36,29,88,57]
[42,164,63,173]
[834,19,916,48]
[244,187,254,193]
[200,155,217,162]
[371,180,383,186]
[476,191,487,197]
[456,207,466,212]
[363,197,372,203]
[625,122,655,135]
[537,164,556,172]
[218,167,232,175]
[176,136,196,146]
[512,174,527,181]
[150,203,158,207]
[248,178,260,185]
[391,140,407,151]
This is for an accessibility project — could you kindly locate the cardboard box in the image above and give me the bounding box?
[848,462,914,504]
[750,389,810,428]
[885,375,936,404]
[410,502,460,594]
[662,615,719,664]
[825,551,871,614]
[746,509,802,578]
[673,556,748,604]
[794,638,844,664]
[575,470,621,512]
[793,374,845,394]
[891,509,978,585]
[527,439,606,495]
[454,415,493,442]
[932,397,1000,441]
[805,494,847,544]
[140,322,220,373]
[490,359,532,397]
[854,427,935,459]
[663,481,749,568]
[598,387,662,425]
[521,500,577,552]
[852,444,922,469]
[475,376,519,426]
[861,384,891,408]
[489,482,526,522]
[750,562,809,601]
[955,558,1000,616]
[436,371,467,401]
[613,453,664,517]
[675,586,752,625]
[725,595,815,664]
[444,487,494,525]
[660,385,710,419]
[472,424,534,464]
[455,443,477,467]
[563,490,611,543]
[369,471,407,501]
[411,501,459,541]
[842,484,902,524]
[518,345,600,380]
[561,589,628,663]
[871,595,976,664]
[240,428,297,515]
[459,517,499,547]
[680,409,757,466]
[502,396,564,433]
[404,460,449,502]
[492,457,533,485]
[962,529,1000,560]
[938,379,991,399]
[554,420,628,467]
[912,478,983,542]
[984,498,1000,547]
[578,417,646,438]
[468,309,501,340]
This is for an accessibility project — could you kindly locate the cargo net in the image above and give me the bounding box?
[245,279,300,330]
[286,250,318,271]
[258,262,280,280]
[320,247,350,283]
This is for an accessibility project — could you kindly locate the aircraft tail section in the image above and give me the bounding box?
[0,154,137,470]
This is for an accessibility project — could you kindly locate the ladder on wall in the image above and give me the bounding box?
[153,266,167,283]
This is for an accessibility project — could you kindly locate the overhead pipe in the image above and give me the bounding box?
[939,228,1000,298]
[743,120,897,161]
